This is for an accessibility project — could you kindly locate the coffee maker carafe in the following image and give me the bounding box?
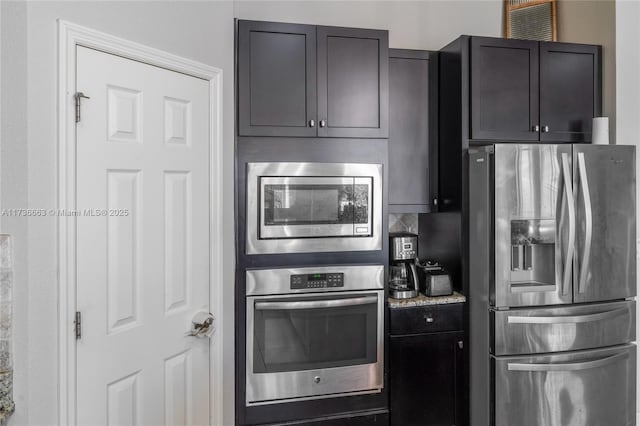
[389,233,420,299]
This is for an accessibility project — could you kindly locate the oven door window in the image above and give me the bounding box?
[252,294,378,373]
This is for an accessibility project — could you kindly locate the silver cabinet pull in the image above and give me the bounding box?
[319,119,327,128]
[424,314,434,323]
[508,351,628,372]
[532,125,540,132]
[507,307,628,324]
[309,119,315,127]
[577,152,593,294]
[542,125,550,132]
[560,153,575,296]
[255,295,377,311]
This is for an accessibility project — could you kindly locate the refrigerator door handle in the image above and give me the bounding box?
[561,153,575,296]
[507,351,628,372]
[577,152,593,294]
[507,306,628,324]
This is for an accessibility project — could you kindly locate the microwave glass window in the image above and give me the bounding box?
[252,296,377,373]
[353,183,370,224]
[263,183,354,226]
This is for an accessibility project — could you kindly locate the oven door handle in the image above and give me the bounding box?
[254,295,378,311]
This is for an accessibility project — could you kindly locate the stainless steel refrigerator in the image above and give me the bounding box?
[468,144,637,426]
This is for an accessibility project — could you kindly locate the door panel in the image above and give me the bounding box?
[493,144,573,308]
[76,46,211,425]
[390,332,463,426]
[492,300,635,356]
[388,50,433,211]
[237,20,317,137]
[573,145,636,303]
[540,43,601,142]
[493,344,636,426]
[317,26,388,138]
[470,37,539,141]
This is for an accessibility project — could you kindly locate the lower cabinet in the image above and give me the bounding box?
[389,305,464,426]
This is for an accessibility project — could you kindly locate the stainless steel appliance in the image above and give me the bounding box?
[246,162,383,254]
[419,260,453,297]
[389,233,419,299]
[245,265,384,405]
[468,144,637,426]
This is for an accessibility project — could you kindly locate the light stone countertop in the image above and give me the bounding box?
[388,291,466,308]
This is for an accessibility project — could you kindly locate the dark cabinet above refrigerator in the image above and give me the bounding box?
[237,20,389,138]
[469,36,601,143]
[438,35,602,211]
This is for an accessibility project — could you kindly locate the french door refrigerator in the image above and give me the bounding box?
[468,144,637,426]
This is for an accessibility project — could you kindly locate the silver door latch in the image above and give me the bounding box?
[187,311,215,338]
[75,92,90,123]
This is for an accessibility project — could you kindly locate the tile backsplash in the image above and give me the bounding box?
[389,213,418,234]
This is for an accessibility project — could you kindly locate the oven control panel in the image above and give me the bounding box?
[290,273,345,289]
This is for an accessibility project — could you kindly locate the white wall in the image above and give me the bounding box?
[234,0,503,49]
[0,1,235,425]
[615,1,640,423]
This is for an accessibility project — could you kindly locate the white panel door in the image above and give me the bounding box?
[76,46,211,426]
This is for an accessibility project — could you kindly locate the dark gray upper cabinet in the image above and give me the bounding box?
[467,37,601,143]
[438,36,602,212]
[237,20,317,137]
[470,37,539,141]
[388,49,437,213]
[539,42,601,142]
[317,27,389,138]
[237,20,389,138]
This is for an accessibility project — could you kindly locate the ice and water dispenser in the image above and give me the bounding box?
[510,219,556,287]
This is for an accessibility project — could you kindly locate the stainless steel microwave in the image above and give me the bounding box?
[246,162,383,254]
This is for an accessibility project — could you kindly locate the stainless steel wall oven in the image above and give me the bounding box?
[246,162,383,254]
[245,265,384,405]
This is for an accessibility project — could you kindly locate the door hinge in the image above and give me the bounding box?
[75,311,82,340]
[74,92,90,123]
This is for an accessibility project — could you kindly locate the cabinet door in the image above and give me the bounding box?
[317,26,389,138]
[237,20,317,137]
[470,37,539,141]
[390,332,464,426]
[388,50,437,213]
[539,42,601,142]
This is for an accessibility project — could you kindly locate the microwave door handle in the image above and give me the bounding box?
[577,152,593,294]
[255,295,378,311]
[561,153,575,296]
[508,351,629,372]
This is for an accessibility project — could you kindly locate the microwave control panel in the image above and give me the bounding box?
[290,273,344,289]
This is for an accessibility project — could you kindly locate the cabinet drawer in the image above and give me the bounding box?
[389,303,463,335]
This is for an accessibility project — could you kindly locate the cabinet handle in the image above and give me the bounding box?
[458,340,464,349]
[542,125,550,133]
[424,314,434,323]
[319,119,327,128]
[533,125,540,132]
[309,119,315,128]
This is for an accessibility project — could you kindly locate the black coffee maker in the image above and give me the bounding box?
[389,233,420,299]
